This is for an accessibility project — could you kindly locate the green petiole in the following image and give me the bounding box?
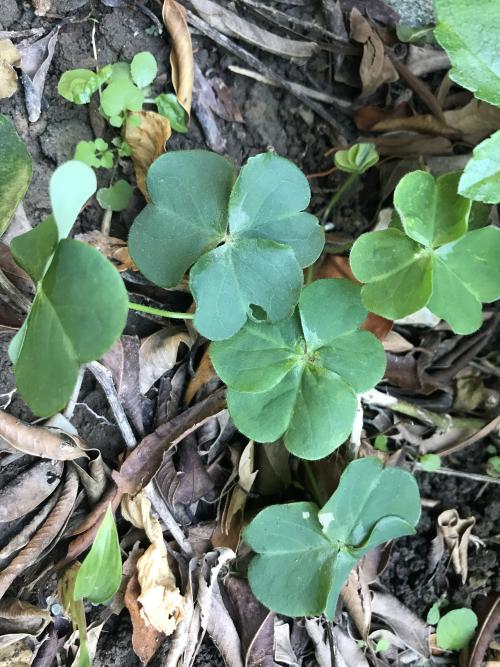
[128,302,194,319]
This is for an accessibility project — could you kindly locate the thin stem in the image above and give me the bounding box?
[128,302,195,320]
[304,461,324,506]
[415,464,500,486]
[305,264,315,285]
[322,172,358,222]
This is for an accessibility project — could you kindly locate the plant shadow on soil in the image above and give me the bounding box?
[0,0,498,665]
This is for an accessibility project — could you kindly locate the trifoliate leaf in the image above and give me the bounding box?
[435,0,500,107]
[74,506,122,604]
[0,114,32,236]
[155,93,188,132]
[74,139,114,169]
[129,150,324,340]
[210,279,386,458]
[436,609,478,650]
[245,457,420,618]
[350,171,500,334]
[459,130,500,203]
[101,78,144,118]
[97,180,133,211]
[130,51,157,88]
[335,142,379,174]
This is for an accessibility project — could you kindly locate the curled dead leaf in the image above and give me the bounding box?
[0,460,63,523]
[436,509,475,584]
[0,39,20,99]
[124,111,172,198]
[125,571,164,665]
[0,410,88,460]
[162,0,194,116]
[184,348,218,404]
[341,564,372,639]
[139,328,191,395]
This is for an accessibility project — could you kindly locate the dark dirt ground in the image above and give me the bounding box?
[0,0,499,665]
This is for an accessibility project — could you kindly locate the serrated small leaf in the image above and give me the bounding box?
[211,279,386,458]
[130,51,157,88]
[129,151,324,340]
[155,93,188,132]
[334,143,379,174]
[0,114,32,236]
[74,506,122,604]
[97,179,133,211]
[436,609,478,650]
[459,130,500,203]
[435,0,500,106]
[245,457,420,619]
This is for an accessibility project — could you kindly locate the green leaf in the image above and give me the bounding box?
[374,435,388,451]
[130,51,158,88]
[427,601,441,625]
[74,506,122,605]
[129,151,324,340]
[394,171,470,247]
[350,172,500,333]
[11,216,57,282]
[0,115,32,236]
[211,279,386,459]
[459,131,500,203]
[436,609,478,650]
[419,454,441,471]
[334,143,379,174]
[396,24,435,45]
[74,139,114,169]
[375,638,391,653]
[12,240,128,417]
[155,93,188,132]
[58,66,111,105]
[244,457,420,618]
[486,455,500,478]
[97,179,133,211]
[50,161,97,239]
[435,0,500,107]
[101,79,144,118]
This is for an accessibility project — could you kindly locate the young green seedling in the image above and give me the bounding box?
[244,457,420,618]
[0,114,32,235]
[74,138,115,169]
[97,179,133,212]
[9,161,128,417]
[129,150,324,340]
[210,279,386,459]
[435,608,478,651]
[350,170,500,334]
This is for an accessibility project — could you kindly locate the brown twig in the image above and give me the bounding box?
[390,57,447,125]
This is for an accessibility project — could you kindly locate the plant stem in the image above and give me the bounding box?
[322,172,358,222]
[305,264,315,285]
[304,461,323,506]
[128,302,195,320]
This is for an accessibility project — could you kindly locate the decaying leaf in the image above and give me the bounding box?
[76,230,136,272]
[0,40,20,99]
[17,27,59,122]
[139,328,191,394]
[0,598,51,636]
[191,0,317,60]
[185,348,219,404]
[162,0,194,116]
[125,570,164,665]
[350,9,398,97]
[124,111,172,198]
[371,591,430,659]
[435,509,475,583]
[0,410,88,460]
[341,563,372,639]
[0,460,63,523]
[121,490,185,635]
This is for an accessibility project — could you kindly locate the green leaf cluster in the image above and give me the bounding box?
[129,150,324,340]
[350,170,500,334]
[335,142,379,175]
[10,161,128,417]
[245,457,420,618]
[0,114,32,236]
[210,279,386,459]
[74,138,114,169]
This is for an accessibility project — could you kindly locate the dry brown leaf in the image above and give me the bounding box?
[0,39,20,99]
[341,564,372,639]
[0,638,33,666]
[121,491,185,635]
[139,328,191,394]
[371,591,430,659]
[436,509,475,584]
[124,111,172,198]
[184,347,218,404]
[76,230,136,272]
[0,491,58,561]
[354,102,412,131]
[350,8,398,98]
[0,460,63,523]
[0,410,88,460]
[372,132,453,157]
[0,598,51,635]
[190,0,317,60]
[162,0,194,116]
[125,571,164,665]
[382,330,414,353]
[17,27,59,122]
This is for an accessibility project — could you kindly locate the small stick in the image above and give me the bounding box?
[87,361,137,450]
[145,482,193,557]
[415,464,500,486]
[63,366,85,421]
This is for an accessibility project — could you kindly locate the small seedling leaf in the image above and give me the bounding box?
[49,160,97,239]
[211,279,386,458]
[335,142,379,174]
[129,151,324,340]
[427,601,441,625]
[0,114,32,236]
[155,93,188,132]
[58,66,111,105]
[244,457,420,618]
[375,638,391,653]
[130,51,157,88]
[374,435,388,451]
[97,179,133,211]
[101,79,144,118]
[74,506,122,605]
[436,609,478,650]
[435,0,500,106]
[459,130,500,203]
[350,171,500,334]
[74,139,114,169]
[419,454,441,471]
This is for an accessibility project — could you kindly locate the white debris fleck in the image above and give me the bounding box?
[302,511,310,519]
